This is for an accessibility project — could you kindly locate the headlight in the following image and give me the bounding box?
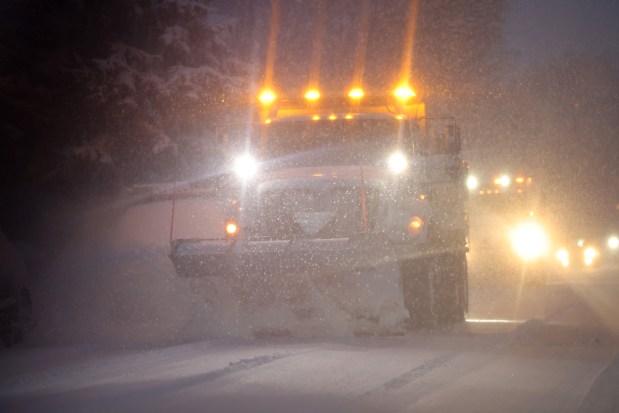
[494,175,510,187]
[388,151,408,174]
[509,222,549,261]
[233,153,258,180]
[466,175,479,190]
[584,247,598,266]
[225,220,239,239]
[555,248,570,267]
[407,216,424,235]
[608,235,619,250]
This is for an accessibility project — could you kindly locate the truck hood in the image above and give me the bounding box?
[255,165,392,187]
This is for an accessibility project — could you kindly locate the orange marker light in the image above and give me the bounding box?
[407,216,424,235]
[348,88,364,99]
[515,176,525,184]
[259,90,277,105]
[312,115,321,121]
[225,221,238,237]
[304,89,320,101]
[264,118,272,124]
[393,85,416,102]
[328,114,337,121]
[344,114,354,120]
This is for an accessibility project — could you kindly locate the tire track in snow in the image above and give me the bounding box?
[0,349,317,413]
[0,346,312,398]
[365,351,459,395]
[77,350,314,410]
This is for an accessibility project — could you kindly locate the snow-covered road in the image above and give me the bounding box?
[1,268,618,413]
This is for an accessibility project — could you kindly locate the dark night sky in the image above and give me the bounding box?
[504,0,619,68]
[2,0,619,242]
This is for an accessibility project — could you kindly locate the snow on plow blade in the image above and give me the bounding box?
[171,236,400,278]
[170,235,409,335]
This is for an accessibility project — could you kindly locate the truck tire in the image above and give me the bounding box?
[400,251,467,328]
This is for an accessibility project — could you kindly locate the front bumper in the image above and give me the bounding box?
[170,236,397,278]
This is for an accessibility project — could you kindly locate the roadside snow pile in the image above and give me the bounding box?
[31,198,226,346]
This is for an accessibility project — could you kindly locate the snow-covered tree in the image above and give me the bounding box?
[74,0,247,183]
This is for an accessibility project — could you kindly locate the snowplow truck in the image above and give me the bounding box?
[170,91,469,331]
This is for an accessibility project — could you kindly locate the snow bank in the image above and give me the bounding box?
[30,197,227,346]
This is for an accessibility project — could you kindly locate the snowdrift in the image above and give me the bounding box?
[31,197,225,346]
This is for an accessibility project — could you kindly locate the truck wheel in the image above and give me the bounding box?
[435,252,467,325]
[400,256,433,328]
[400,252,468,328]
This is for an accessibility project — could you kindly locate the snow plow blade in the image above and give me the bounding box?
[170,235,409,335]
[170,239,232,277]
[171,236,390,278]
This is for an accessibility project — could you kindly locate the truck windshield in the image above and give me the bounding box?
[261,118,408,158]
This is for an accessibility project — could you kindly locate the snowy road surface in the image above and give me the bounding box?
[1,267,619,413]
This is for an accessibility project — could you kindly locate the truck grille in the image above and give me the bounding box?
[247,186,379,240]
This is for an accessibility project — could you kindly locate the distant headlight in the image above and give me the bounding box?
[466,175,479,190]
[510,222,549,261]
[556,248,570,268]
[234,153,258,180]
[584,246,599,266]
[608,235,619,250]
[388,151,408,174]
[494,175,510,187]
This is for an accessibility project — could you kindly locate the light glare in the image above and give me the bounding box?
[388,151,408,174]
[608,235,619,250]
[466,175,479,190]
[584,246,598,260]
[259,89,276,105]
[494,175,510,187]
[393,85,416,101]
[304,89,320,101]
[348,88,364,99]
[510,222,549,261]
[225,222,238,235]
[556,248,570,268]
[407,216,424,235]
[234,153,258,180]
